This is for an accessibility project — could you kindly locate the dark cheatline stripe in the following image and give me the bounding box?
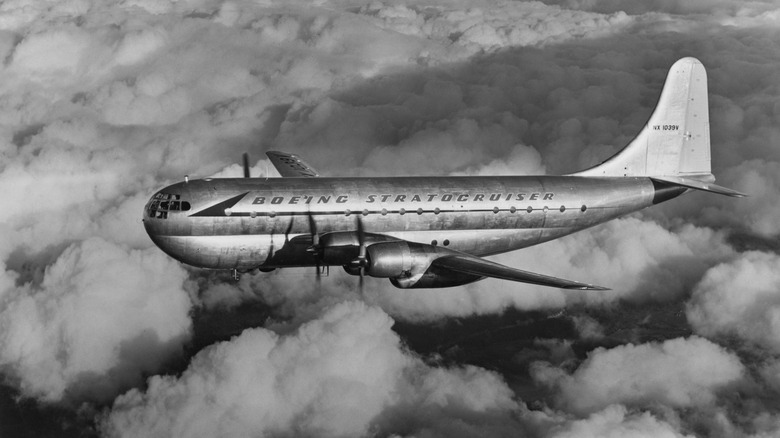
[190,193,249,217]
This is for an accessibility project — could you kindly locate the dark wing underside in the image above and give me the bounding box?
[432,254,609,290]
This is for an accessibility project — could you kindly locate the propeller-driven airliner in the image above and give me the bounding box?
[143,57,744,290]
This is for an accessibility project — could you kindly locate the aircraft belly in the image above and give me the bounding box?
[150,235,275,270]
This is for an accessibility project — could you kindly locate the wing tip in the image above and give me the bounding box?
[564,285,611,291]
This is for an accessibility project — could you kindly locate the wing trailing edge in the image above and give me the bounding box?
[432,254,609,290]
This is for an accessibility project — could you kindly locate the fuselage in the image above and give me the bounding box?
[143,176,685,271]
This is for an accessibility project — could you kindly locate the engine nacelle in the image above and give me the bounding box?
[364,241,414,277]
[348,241,484,289]
[390,266,483,289]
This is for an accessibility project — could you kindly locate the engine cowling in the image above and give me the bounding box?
[390,270,483,288]
[364,241,414,278]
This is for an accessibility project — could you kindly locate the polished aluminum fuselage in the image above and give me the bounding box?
[143,176,683,271]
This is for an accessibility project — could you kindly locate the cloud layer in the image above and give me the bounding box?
[1,0,780,436]
[0,238,192,402]
[532,336,745,414]
[102,301,524,437]
[687,251,780,352]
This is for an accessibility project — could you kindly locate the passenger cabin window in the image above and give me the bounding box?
[148,192,191,219]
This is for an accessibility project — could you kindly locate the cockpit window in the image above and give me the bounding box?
[148,192,191,219]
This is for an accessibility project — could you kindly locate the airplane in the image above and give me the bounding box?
[143,57,745,290]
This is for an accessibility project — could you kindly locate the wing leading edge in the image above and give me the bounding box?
[432,254,609,290]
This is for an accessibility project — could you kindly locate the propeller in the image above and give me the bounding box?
[355,215,367,293]
[306,210,322,284]
[261,234,275,268]
[242,152,251,178]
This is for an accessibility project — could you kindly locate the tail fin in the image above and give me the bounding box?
[575,57,710,178]
[572,57,745,197]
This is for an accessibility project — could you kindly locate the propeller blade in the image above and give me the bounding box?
[356,216,366,293]
[242,153,250,178]
[356,216,365,258]
[306,210,322,283]
[284,217,294,243]
[261,234,275,266]
[308,211,319,248]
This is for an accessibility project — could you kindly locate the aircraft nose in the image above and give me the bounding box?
[142,194,163,238]
[142,185,193,243]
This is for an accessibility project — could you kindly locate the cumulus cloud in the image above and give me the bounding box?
[0,238,192,402]
[369,1,631,53]
[531,336,745,414]
[547,404,690,438]
[686,251,780,352]
[539,0,780,20]
[10,27,93,78]
[102,301,525,437]
[1,0,779,436]
[571,314,605,340]
[707,160,780,236]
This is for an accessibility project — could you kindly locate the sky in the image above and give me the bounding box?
[1,0,780,436]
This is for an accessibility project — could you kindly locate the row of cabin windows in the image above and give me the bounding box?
[345,205,587,215]
[254,205,588,218]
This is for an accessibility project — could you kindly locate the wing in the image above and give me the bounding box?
[266,151,320,177]
[432,254,608,290]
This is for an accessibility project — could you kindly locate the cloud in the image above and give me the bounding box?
[10,27,93,77]
[547,404,690,438]
[102,301,527,437]
[361,1,632,54]
[686,251,780,352]
[0,238,192,403]
[1,0,779,435]
[706,160,780,236]
[113,27,169,66]
[539,0,780,18]
[531,336,745,415]
[571,314,606,340]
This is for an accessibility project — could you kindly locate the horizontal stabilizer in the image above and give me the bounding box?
[651,176,747,197]
[266,151,320,177]
[432,254,608,290]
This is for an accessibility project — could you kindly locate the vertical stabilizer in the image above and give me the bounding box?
[574,57,711,179]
